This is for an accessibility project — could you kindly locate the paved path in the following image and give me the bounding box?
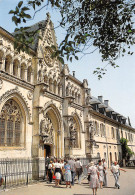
[0,169,135,195]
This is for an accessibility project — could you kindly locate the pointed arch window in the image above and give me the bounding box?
[13,59,19,77]
[5,55,12,74]
[20,63,26,80]
[0,99,23,147]
[0,50,4,70]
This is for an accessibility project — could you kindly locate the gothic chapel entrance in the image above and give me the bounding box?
[44,145,51,157]
[40,105,62,158]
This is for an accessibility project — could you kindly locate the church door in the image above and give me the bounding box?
[44,145,51,158]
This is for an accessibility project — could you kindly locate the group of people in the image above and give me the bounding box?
[87,159,126,195]
[46,157,83,188]
[45,157,126,194]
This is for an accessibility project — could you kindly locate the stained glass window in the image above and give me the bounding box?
[0,99,23,146]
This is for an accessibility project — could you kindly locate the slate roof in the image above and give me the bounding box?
[90,96,128,124]
[12,20,47,51]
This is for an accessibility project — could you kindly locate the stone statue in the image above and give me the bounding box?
[40,115,54,144]
[38,64,44,82]
[86,95,91,105]
[69,118,77,148]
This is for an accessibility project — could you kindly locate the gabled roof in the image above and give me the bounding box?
[12,20,47,51]
[90,96,101,104]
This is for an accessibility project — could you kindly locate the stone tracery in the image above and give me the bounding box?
[0,99,23,146]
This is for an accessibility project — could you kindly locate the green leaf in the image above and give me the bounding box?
[24,14,31,19]
[9,10,14,14]
[58,57,64,64]
[18,1,23,8]
[75,56,79,60]
[21,7,30,11]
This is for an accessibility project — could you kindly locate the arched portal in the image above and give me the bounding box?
[40,104,62,158]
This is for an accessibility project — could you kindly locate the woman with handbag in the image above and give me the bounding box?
[88,161,99,195]
[97,160,104,189]
[54,159,62,187]
[64,160,72,188]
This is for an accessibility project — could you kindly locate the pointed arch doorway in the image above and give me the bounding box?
[40,104,62,158]
[44,144,51,158]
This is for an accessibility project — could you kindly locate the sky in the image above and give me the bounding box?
[0,0,135,127]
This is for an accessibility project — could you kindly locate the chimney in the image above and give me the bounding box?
[73,71,75,77]
[104,100,109,106]
[98,96,103,103]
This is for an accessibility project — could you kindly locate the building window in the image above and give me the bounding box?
[128,133,130,141]
[95,121,98,135]
[0,99,23,147]
[13,59,19,77]
[5,55,12,74]
[110,152,112,165]
[97,152,100,158]
[103,124,106,137]
[27,66,32,82]
[49,78,53,92]
[100,123,103,137]
[104,152,106,160]
[115,152,117,161]
[131,134,133,142]
[125,132,126,139]
[78,94,81,105]
[111,127,115,139]
[20,63,25,80]
[116,128,119,140]
[53,80,57,94]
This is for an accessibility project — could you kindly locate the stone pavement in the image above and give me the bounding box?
[0,169,135,195]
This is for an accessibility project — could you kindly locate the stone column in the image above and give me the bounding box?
[31,71,34,84]
[60,85,63,97]
[55,84,58,95]
[57,130,61,158]
[24,68,27,81]
[18,65,21,78]
[10,61,13,75]
[0,57,5,71]
[76,94,78,104]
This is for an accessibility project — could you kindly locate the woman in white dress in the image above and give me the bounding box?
[54,159,62,187]
[88,161,99,195]
[97,160,104,189]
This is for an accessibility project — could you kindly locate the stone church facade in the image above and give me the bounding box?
[0,13,135,167]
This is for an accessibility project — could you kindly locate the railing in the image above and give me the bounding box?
[80,157,100,176]
[0,157,101,190]
[0,158,46,190]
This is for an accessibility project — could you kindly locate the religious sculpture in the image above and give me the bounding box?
[69,117,77,148]
[40,114,54,144]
